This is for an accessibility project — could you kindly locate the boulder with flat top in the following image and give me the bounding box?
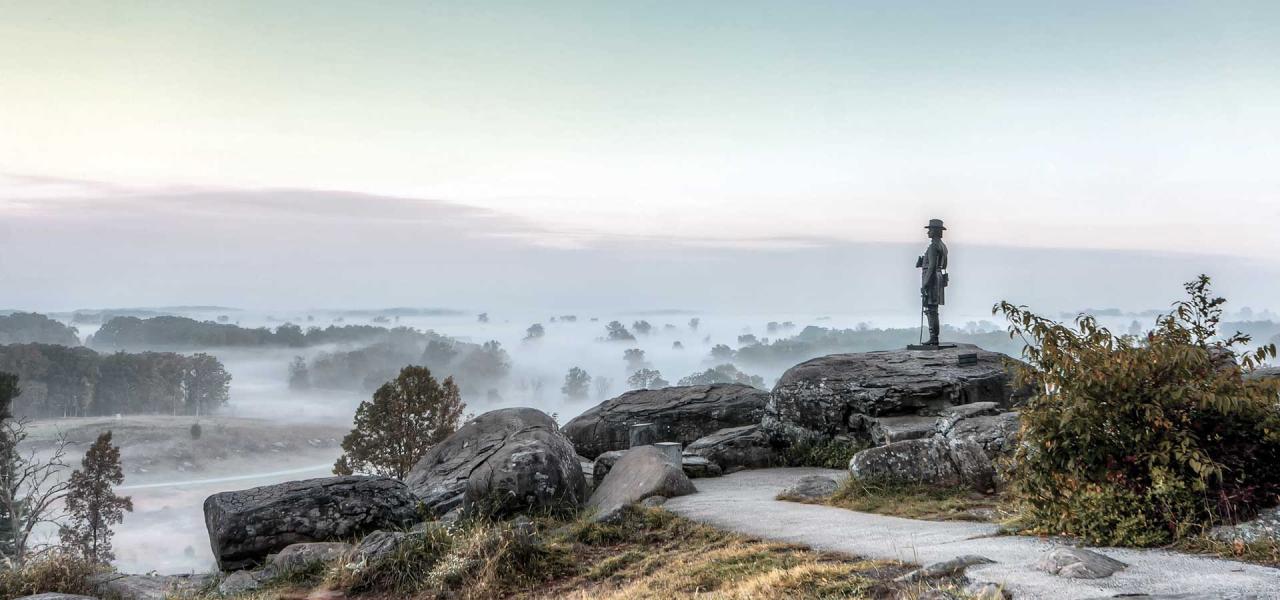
[763,344,1025,446]
[563,384,768,459]
[203,476,417,571]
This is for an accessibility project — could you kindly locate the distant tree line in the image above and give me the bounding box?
[298,335,512,396]
[88,315,436,350]
[0,343,230,418]
[0,313,81,346]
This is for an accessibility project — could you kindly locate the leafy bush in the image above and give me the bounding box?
[995,275,1280,546]
[781,437,865,469]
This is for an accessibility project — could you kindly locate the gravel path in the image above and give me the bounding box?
[664,468,1280,599]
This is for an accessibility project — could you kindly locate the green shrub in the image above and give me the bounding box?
[781,436,865,469]
[995,275,1280,546]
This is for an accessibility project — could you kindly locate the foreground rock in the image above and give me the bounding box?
[939,410,1020,458]
[778,474,840,500]
[763,345,1024,445]
[685,424,777,472]
[204,476,418,571]
[563,384,768,459]
[1037,547,1127,579]
[895,554,995,582]
[588,445,696,520]
[15,595,99,600]
[90,573,215,600]
[849,437,994,491]
[405,407,586,518]
[270,541,354,574]
[1209,506,1280,544]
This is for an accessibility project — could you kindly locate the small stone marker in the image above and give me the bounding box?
[654,442,683,466]
[630,422,657,447]
[957,352,978,366]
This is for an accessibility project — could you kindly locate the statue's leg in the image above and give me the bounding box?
[926,304,940,345]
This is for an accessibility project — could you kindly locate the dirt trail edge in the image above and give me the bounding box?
[664,468,1280,599]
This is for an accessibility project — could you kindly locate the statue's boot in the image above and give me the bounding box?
[926,307,940,345]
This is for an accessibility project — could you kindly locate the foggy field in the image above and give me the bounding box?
[15,307,1011,573]
[11,304,1273,574]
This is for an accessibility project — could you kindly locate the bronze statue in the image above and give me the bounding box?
[914,218,949,348]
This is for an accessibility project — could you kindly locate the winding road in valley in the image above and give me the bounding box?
[118,463,334,490]
[665,468,1280,599]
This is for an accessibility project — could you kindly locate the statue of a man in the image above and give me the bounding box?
[918,219,949,346]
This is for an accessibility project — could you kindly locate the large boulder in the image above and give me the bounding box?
[405,407,586,518]
[563,384,768,459]
[763,344,1024,445]
[685,424,777,472]
[90,573,215,600]
[849,437,995,491]
[587,445,696,519]
[203,476,418,571]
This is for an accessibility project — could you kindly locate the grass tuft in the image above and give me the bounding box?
[784,477,1007,523]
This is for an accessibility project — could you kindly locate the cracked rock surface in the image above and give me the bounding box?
[406,407,586,518]
[563,384,768,459]
[203,476,417,571]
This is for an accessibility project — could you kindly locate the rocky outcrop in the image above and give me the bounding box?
[203,476,418,571]
[270,541,353,574]
[894,554,995,583]
[685,425,777,472]
[588,445,696,520]
[939,411,1020,458]
[1036,547,1127,579]
[849,437,995,491]
[563,384,768,459]
[405,407,586,518]
[90,573,215,600]
[680,454,722,478]
[592,450,627,486]
[1209,506,1280,544]
[763,345,1024,445]
[778,474,840,501]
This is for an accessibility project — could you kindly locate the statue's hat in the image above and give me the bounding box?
[925,218,946,230]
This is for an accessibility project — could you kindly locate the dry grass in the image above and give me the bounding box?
[786,478,1008,523]
[1173,535,1280,568]
[0,550,106,599]
[192,506,994,600]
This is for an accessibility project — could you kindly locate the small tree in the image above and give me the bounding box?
[561,367,591,400]
[287,356,311,391]
[605,321,635,342]
[334,366,465,479]
[524,323,545,341]
[623,348,647,371]
[632,320,653,335]
[627,369,668,390]
[995,275,1280,546]
[710,344,736,361]
[60,431,132,564]
[688,318,700,331]
[1,372,73,565]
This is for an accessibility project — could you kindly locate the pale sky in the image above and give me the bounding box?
[2,1,1279,310]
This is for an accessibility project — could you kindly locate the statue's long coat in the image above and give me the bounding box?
[921,238,948,306]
